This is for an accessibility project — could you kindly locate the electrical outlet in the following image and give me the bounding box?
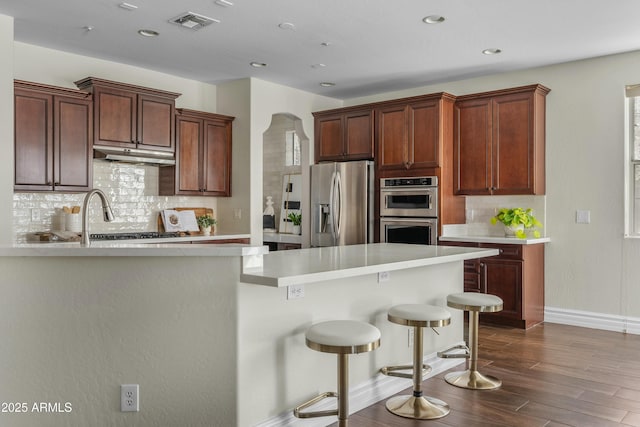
[31,208,41,222]
[378,271,390,283]
[576,210,591,224]
[287,284,305,300]
[121,384,139,412]
[233,208,242,219]
[408,328,414,347]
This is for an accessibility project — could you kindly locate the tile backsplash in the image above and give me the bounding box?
[13,160,216,242]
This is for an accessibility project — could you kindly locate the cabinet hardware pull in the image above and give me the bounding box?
[491,186,497,191]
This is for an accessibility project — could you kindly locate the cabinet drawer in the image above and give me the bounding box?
[479,243,522,260]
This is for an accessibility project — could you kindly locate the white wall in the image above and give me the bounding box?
[346,51,640,320]
[14,42,217,111]
[0,15,14,244]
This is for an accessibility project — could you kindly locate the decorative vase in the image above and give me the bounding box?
[201,226,212,236]
[292,225,301,235]
[504,224,524,238]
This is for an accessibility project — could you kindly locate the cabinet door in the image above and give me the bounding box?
[482,259,522,320]
[176,116,203,194]
[343,110,374,160]
[14,89,53,190]
[54,95,93,191]
[409,99,440,168]
[454,98,492,195]
[137,93,175,152]
[315,114,344,161]
[93,86,137,148]
[202,119,232,196]
[376,104,408,170]
[492,92,534,194]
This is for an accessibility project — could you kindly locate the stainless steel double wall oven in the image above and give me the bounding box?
[379,176,438,245]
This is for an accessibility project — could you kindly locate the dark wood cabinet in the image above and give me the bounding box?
[314,108,374,162]
[160,109,234,197]
[376,93,455,172]
[454,84,549,195]
[14,80,93,192]
[443,240,544,329]
[75,77,180,153]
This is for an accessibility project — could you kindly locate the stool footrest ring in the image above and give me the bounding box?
[293,392,339,419]
[437,344,470,359]
[380,363,431,379]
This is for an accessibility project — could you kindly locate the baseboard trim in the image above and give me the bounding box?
[255,347,466,427]
[544,306,640,335]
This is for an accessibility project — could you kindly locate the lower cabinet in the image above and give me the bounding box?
[445,241,544,329]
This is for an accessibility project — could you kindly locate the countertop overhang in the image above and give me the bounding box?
[0,241,266,257]
[241,243,500,287]
[439,236,551,245]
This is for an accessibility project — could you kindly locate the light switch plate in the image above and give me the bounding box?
[576,210,591,224]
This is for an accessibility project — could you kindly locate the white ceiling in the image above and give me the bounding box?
[2,0,640,99]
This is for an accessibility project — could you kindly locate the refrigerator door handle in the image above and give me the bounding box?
[329,171,337,239]
[334,171,342,239]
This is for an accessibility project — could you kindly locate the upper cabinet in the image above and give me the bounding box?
[14,80,93,192]
[376,93,455,173]
[160,109,234,197]
[75,77,180,153]
[453,84,550,195]
[313,108,374,162]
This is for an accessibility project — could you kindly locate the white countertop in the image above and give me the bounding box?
[240,243,499,287]
[439,235,550,245]
[0,240,266,257]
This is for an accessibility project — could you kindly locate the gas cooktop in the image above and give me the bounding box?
[89,232,182,241]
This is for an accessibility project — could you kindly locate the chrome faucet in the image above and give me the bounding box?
[81,189,115,246]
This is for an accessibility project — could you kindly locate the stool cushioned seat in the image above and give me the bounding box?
[447,292,503,312]
[388,304,451,327]
[306,320,381,353]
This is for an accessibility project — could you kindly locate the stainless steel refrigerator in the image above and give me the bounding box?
[310,160,374,247]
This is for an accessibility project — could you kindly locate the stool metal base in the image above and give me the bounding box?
[380,363,431,379]
[444,369,502,390]
[385,394,450,420]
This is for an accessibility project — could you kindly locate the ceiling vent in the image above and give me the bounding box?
[169,12,219,30]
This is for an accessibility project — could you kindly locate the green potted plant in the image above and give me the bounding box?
[490,208,542,239]
[287,212,302,235]
[196,215,217,236]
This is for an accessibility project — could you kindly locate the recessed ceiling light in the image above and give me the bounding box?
[138,29,159,37]
[311,63,327,69]
[214,0,234,6]
[278,22,296,31]
[319,82,335,87]
[482,48,502,55]
[423,15,445,24]
[250,61,267,68]
[118,2,138,11]
[320,42,331,47]
[83,25,94,32]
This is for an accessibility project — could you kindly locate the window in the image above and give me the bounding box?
[285,130,300,166]
[625,84,640,236]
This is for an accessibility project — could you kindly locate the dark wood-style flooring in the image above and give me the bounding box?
[330,322,640,427]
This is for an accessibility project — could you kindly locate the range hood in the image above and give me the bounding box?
[93,145,176,166]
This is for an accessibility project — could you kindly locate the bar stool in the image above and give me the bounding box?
[380,304,451,419]
[441,292,503,390]
[293,320,381,427]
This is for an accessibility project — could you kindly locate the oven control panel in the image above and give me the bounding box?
[381,176,437,188]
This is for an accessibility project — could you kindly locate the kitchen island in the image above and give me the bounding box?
[0,242,496,427]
